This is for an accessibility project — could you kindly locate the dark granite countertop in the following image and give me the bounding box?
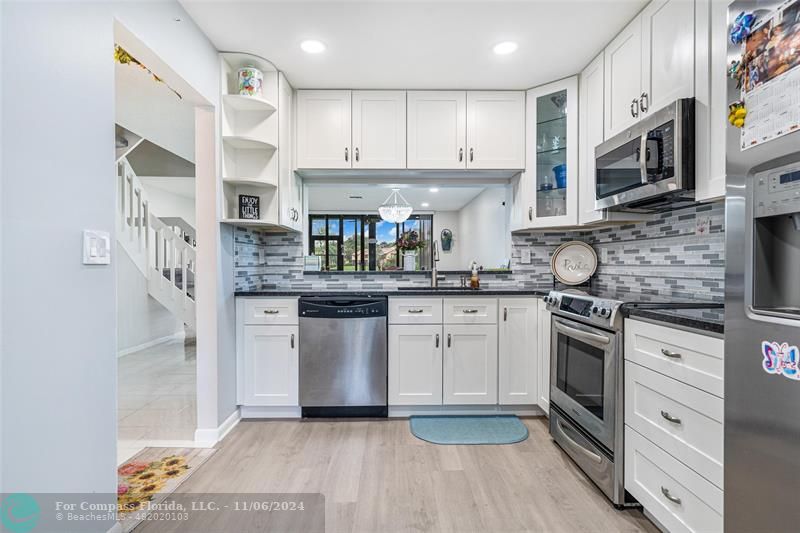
[235,288,548,297]
[622,305,724,335]
[300,269,513,276]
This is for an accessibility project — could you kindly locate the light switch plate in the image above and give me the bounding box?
[83,230,111,265]
[696,216,711,236]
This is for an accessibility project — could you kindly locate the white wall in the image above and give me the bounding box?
[432,211,462,270]
[457,187,511,270]
[141,179,196,227]
[116,244,182,355]
[1,1,222,503]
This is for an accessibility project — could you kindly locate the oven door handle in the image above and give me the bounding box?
[555,418,604,464]
[553,320,611,345]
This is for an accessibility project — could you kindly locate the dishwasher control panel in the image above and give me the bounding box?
[299,297,388,319]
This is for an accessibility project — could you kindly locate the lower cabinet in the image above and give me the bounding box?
[240,324,299,406]
[388,324,443,405]
[537,299,552,413]
[443,324,498,405]
[498,298,539,405]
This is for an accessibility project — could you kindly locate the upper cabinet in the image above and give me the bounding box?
[466,91,526,169]
[407,91,467,169]
[278,74,302,230]
[604,0,695,139]
[579,53,606,225]
[514,77,579,230]
[296,90,352,169]
[352,90,407,169]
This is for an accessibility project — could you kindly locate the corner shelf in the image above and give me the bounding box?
[222,135,277,150]
[223,176,277,188]
[223,94,277,113]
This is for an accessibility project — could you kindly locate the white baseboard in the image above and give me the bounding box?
[194,408,241,446]
[388,404,545,418]
[240,405,303,419]
[117,331,185,358]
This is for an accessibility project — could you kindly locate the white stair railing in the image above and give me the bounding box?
[116,157,196,328]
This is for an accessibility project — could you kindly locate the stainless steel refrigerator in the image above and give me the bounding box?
[726,1,800,531]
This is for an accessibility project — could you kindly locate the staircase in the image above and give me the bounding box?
[117,157,196,328]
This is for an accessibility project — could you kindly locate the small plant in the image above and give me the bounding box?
[397,230,425,252]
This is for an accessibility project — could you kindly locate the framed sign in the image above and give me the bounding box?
[238,194,260,220]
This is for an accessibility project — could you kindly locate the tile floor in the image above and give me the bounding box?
[117,339,197,464]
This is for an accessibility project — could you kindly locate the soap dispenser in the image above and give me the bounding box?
[469,261,480,289]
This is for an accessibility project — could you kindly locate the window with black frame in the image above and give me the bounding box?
[309,214,433,271]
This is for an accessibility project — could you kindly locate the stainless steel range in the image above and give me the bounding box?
[543,289,630,507]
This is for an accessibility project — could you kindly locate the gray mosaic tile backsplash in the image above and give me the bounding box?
[234,201,725,302]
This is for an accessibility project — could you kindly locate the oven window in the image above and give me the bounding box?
[556,333,605,419]
[596,136,643,199]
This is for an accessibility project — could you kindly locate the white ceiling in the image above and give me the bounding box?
[307,184,487,211]
[180,0,647,89]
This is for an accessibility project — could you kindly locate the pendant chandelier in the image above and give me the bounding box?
[378,188,413,223]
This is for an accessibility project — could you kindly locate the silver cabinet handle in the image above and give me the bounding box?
[435,333,440,348]
[503,307,508,321]
[640,92,649,113]
[661,410,682,424]
[447,334,452,347]
[458,148,463,162]
[661,486,681,505]
[263,309,280,315]
[462,308,479,314]
[344,147,349,162]
[355,147,360,162]
[407,309,424,314]
[290,333,295,349]
[469,147,474,162]
[661,348,682,359]
[630,98,639,118]
[528,206,533,221]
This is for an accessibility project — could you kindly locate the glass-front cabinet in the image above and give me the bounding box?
[512,77,578,230]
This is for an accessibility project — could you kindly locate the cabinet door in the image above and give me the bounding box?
[525,77,579,228]
[278,73,301,229]
[388,324,443,405]
[242,325,299,406]
[641,0,695,116]
[443,324,498,405]
[296,90,351,169]
[537,299,552,413]
[466,91,525,169]
[579,54,606,225]
[406,91,466,169]
[604,16,642,138]
[352,90,406,169]
[498,299,539,405]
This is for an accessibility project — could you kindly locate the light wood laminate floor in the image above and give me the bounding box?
[169,417,658,533]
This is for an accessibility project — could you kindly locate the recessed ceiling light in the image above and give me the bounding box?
[493,41,518,55]
[300,40,326,54]
[429,188,439,193]
[421,202,430,208]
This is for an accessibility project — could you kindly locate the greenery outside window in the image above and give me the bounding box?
[309,214,433,271]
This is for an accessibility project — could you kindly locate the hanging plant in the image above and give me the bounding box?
[114,44,182,100]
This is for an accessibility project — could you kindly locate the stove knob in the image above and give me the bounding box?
[545,296,552,304]
[592,306,599,315]
[600,308,608,317]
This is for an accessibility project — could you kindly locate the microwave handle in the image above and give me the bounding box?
[639,134,649,185]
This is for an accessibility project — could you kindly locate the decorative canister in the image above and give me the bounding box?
[237,66,263,98]
[403,251,417,271]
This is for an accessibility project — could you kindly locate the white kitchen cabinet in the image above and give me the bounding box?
[443,324,498,405]
[498,299,539,405]
[604,15,643,139]
[388,324,443,405]
[407,91,467,169]
[352,90,406,169]
[278,73,302,229]
[537,299,551,413]
[296,90,352,169]
[241,325,299,406]
[466,91,525,169]
[579,53,606,225]
[641,0,696,117]
[518,77,579,229]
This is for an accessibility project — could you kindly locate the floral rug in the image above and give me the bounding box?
[117,447,215,532]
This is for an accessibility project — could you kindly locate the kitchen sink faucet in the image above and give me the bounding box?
[431,240,445,288]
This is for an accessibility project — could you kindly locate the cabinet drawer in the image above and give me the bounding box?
[241,298,298,325]
[625,362,723,488]
[625,427,723,533]
[625,319,724,397]
[444,298,497,324]
[389,298,443,324]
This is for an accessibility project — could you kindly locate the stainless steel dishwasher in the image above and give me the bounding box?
[298,296,388,417]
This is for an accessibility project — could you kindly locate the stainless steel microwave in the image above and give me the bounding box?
[594,98,695,212]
